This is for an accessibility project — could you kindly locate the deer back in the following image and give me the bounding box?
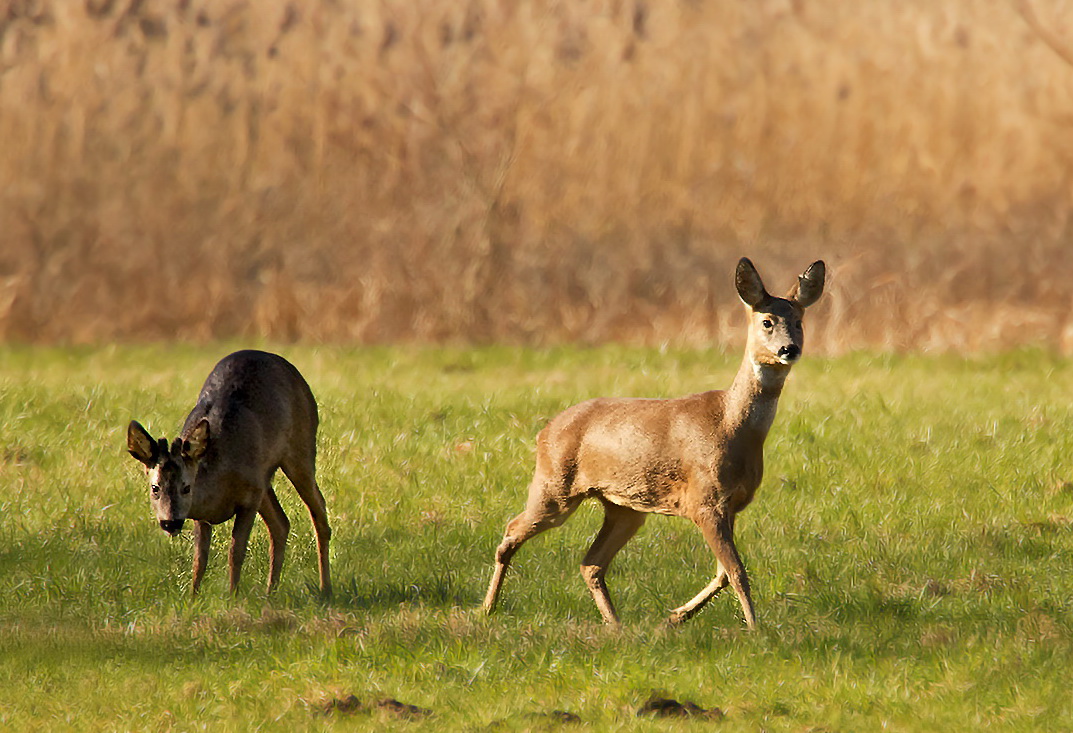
[181,350,318,488]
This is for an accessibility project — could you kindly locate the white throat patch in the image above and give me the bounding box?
[752,359,787,389]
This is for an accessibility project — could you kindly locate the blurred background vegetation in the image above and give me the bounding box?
[2,0,1073,351]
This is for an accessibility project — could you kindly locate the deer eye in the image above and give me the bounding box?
[762,319,774,329]
[181,484,191,495]
[151,485,161,497]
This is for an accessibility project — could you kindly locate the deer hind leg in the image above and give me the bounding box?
[191,520,213,597]
[482,489,584,615]
[281,453,332,598]
[259,485,291,594]
[689,512,756,629]
[580,501,647,626]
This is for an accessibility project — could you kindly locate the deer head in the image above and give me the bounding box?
[736,258,826,367]
[127,419,210,535]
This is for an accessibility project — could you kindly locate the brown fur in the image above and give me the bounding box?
[127,350,332,598]
[482,259,825,628]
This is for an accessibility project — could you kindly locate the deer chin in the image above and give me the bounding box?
[752,357,793,371]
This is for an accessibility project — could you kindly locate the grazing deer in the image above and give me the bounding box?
[127,350,332,598]
[482,258,825,629]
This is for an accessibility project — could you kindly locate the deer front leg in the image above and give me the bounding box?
[668,565,728,625]
[191,520,212,597]
[692,511,756,629]
[228,506,258,594]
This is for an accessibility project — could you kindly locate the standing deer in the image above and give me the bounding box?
[127,350,332,598]
[482,258,825,628]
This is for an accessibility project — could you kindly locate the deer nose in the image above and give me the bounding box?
[778,344,801,362]
[159,519,185,535]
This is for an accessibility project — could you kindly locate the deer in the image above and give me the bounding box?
[126,350,332,598]
[482,258,825,629]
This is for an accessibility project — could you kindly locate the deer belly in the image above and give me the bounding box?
[594,461,689,516]
[191,506,239,525]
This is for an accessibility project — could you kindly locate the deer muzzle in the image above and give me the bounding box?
[776,344,801,363]
[159,518,185,535]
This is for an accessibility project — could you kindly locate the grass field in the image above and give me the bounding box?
[2,344,1073,730]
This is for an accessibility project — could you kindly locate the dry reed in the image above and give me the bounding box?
[3,0,1073,351]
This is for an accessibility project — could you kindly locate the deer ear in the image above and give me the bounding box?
[127,421,158,466]
[735,257,768,308]
[183,419,210,461]
[788,260,826,308]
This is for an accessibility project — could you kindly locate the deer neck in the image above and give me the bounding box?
[720,352,790,440]
[186,461,222,520]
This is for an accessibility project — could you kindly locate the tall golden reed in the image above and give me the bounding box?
[2,0,1073,351]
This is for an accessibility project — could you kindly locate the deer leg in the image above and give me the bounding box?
[191,520,213,597]
[668,565,728,625]
[580,502,647,626]
[693,512,756,629]
[282,458,332,598]
[258,487,291,594]
[228,505,258,595]
[670,514,739,624]
[482,492,583,614]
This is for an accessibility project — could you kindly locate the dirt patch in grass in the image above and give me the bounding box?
[315,695,431,719]
[317,694,365,715]
[637,695,724,720]
[533,709,582,724]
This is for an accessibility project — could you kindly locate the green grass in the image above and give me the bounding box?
[2,344,1073,730]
